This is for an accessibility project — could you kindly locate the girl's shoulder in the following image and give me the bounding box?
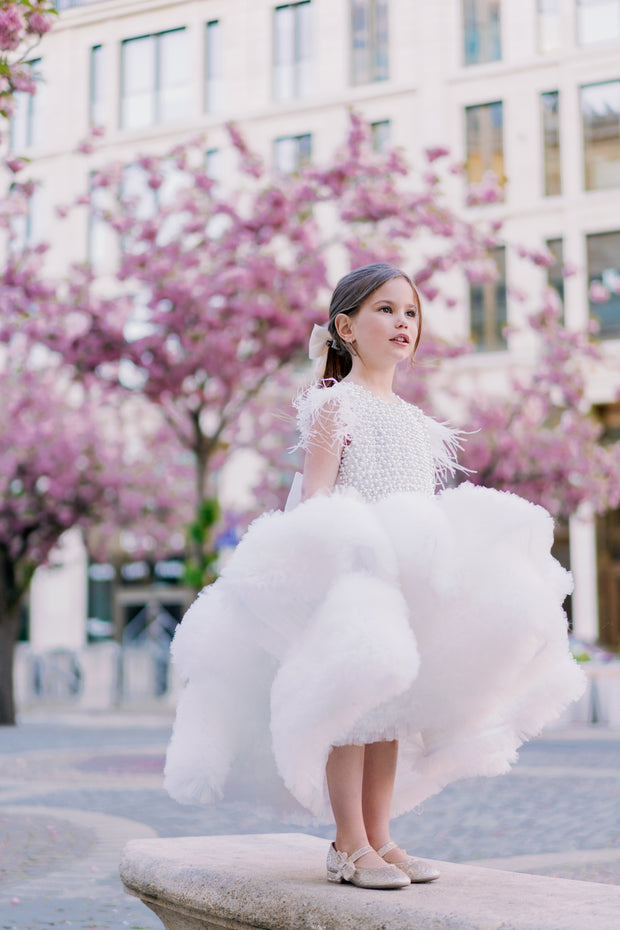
[293,379,358,452]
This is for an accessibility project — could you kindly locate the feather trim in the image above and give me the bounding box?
[292,380,356,454]
[425,417,475,489]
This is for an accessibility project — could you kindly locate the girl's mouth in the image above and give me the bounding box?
[390,335,409,345]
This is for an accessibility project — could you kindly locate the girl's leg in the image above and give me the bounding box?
[362,740,408,860]
[326,744,389,868]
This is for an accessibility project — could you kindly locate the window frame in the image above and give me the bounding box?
[273,1,313,102]
[462,0,502,67]
[586,230,620,339]
[469,246,508,351]
[464,99,505,198]
[120,27,190,131]
[273,132,312,174]
[580,79,620,192]
[541,90,562,197]
[350,0,389,86]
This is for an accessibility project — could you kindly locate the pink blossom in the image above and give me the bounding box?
[425,146,450,163]
[11,71,36,94]
[25,10,52,37]
[0,6,25,52]
[561,261,578,278]
[5,156,27,173]
[588,281,610,303]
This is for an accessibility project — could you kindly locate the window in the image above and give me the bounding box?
[577,0,620,45]
[536,0,561,53]
[465,101,504,195]
[10,59,44,150]
[273,2,312,102]
[541,91,561,196]
[581,80,620,191]
[9,185,44,252]
[90,45,104,126]
[463,0,501,65]
[546,238,564,314]
[122,164,158,221]
[587,231,620,339]
[120,28,191,131]
[350,0,389,85]
[206,148,223,183]
[205,20,224,113]
[274,133,312,173]
[88,176,112,268]
[470,247,507,350]
[371,119,391,153]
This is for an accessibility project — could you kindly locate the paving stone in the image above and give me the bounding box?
[0,712,618,929]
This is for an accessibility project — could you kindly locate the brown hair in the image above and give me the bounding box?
[321,263,423,382]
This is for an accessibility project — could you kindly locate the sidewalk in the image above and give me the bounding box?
[1,710,619,929]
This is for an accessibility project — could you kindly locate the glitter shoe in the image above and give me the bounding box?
[377,841,440,883]
[326,842,410,889]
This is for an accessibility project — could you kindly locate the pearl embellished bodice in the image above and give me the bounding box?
[333,383,435,501]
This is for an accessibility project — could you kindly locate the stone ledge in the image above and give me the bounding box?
[120,833,620,930]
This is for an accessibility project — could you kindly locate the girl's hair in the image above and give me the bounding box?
[322,263,423,382]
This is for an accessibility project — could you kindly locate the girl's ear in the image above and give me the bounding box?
[335,312,355,343]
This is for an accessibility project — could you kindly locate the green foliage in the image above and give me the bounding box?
[183,497,221,590]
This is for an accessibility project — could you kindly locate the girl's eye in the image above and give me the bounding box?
[407,309,417,318]
[379,305,392,313]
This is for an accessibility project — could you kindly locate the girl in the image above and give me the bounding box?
[165,263,585,891]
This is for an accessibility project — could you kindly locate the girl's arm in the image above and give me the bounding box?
[300,405,343,501]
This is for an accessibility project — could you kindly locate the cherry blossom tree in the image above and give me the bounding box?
[0,1,54,133]
[459,299,620,519]
[3,93,619,726]
[40,116,500,505]
[0,341,194,724]
[22,113,619,533]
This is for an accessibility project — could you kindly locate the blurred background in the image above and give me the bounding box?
[2,0,620,725]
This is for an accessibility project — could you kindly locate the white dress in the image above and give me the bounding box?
[164,380,585,823]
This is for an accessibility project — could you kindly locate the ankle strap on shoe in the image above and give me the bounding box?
[377,841,397,857]
[349,845,373,864]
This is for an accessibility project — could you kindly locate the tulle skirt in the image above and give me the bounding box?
[164,483,585,823]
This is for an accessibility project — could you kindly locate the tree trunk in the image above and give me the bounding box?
[0,603,20,726]
[0,548,22,726]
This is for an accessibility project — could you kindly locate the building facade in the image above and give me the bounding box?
[10,0,620,647]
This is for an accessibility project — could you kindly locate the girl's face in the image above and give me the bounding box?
[335,276,420,372]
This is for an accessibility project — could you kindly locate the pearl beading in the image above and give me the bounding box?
[335,383,435,501]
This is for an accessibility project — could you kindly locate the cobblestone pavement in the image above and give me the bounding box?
[0,709,618,929]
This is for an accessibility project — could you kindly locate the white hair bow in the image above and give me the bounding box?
[308,323,331,360]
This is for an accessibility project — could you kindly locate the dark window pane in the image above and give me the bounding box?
[90,45,104,126]
[581,80,620,191]
[274,2,313,101]
[121,29,190,131]
[465,100,504,196]
[542,90,561,196]
[274,133,312,173]
[463,0,502,66]
[546,237,564,314]
[158,28,192,123]
[371,119,391,152]
[351,0,389,85]
[587,230,620,338]
[205,21,224,113]
[10,58,44,150]
[470,247,507,350]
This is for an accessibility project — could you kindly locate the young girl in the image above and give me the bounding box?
[165,263,585,891]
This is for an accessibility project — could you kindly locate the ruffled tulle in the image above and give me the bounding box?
[164,482,585,823]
